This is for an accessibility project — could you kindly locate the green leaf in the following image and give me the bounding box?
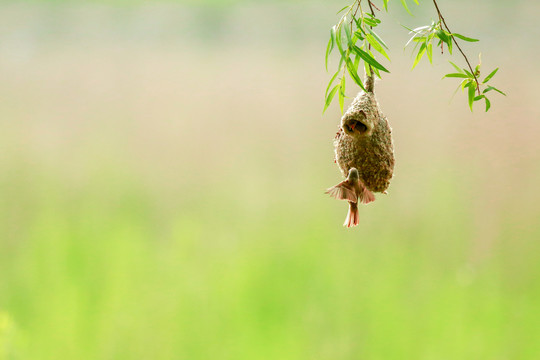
[325,28,336,71]
[448,61,463,73]
[436,29,449,43]
[323,84,339,113]
[336,5,350,15]
[368,29,389,49]
[426,42,433,64]
[443,73,469,79]
[400,0,412,15]
[325,68,341,98]
[363,18,378,27]
[467,83,475,111]
[335,26,345,57]
[339,76,346,113]
[365,13,381,23]
[412,42,426,69]
[346,57,366,90]
[483,86,506,96]
[353,53,360,71]
[383,0,388,11]
[405,34,420,48]
[485,97,491,112]
[352,46,390,72]
[343,21,352,45]
[474,64,481,77]
[483,68,499,83]
[366,34,390,61]
[452,33,479,42]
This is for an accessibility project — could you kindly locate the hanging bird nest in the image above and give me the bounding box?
[327,75,395,227]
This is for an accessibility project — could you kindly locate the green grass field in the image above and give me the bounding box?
[1,2,540,359]
[1,162,539,359]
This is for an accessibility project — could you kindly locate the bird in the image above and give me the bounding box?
[325,168,375,227]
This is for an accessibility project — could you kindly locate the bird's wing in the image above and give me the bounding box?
[325,181,358,203]
[358,182,376,204]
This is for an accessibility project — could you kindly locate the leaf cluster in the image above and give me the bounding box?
[324,0,505,113]
[324,2,391,114]
[405,21,505,112]
[444,62,505,112]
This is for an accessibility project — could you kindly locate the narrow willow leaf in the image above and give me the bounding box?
[405,34,419,48]
[325,28,336,71]
[463,68,473,78]
[483,86,507,96]
[467,83,475,111]
[339,77,345,113]
[363,14,381,26]
[412,0,419,4]
[336,5,350,15]
[383,0,388,11]
[473,95,485,101]
[483,68,499,83]
[352,46,390,72]
[412,42,426,69]
[366,34,390,61]
[368,29,389,49]
[485,97,491,112]
[353,54,360,71]
[336,26,345,57]
[372,64,382,78]
[449,61,463,73]
[443,73,469,79]
[401,24,414,32]
[363,18,378,27]
[367,50,382,78]
[364,61,371,78]
[452,33,479,42]
[411,25,430,33]
[346,58,366,91]
[436,29,449,43]
[400,0,412,15]
[325,68,341,98]
[365,13,381,22]
[344,20,352,44]
[354,29,365,41]
[323,84,340,113]
[427,42,433,63]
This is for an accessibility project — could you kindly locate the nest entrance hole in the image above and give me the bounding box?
[345,119,368,135]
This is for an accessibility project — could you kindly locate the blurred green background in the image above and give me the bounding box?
[1,0,539,358]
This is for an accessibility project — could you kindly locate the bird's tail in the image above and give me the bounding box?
[344,202,359,228]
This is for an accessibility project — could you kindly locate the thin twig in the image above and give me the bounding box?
[367,0,376,76]
[369,1,380,12]
[432,0,480,95]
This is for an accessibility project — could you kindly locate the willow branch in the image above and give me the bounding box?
[432,0,480,95]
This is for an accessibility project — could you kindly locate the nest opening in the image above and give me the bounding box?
[344,119,368,135]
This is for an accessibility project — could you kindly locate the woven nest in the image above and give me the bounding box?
[333,76,395,194]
